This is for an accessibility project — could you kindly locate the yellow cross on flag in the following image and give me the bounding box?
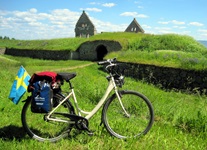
[8,66,31,104]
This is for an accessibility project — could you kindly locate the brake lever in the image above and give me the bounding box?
[106,64,117,72]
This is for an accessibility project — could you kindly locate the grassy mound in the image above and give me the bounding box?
[0,57,206,149]
[104,33,207,70]
[0,38,87,51]
[1,32,207,70]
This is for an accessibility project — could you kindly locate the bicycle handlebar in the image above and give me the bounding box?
[97,58,117,65]
[98,58,118,73]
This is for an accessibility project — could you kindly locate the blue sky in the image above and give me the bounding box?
[0,0,206,40]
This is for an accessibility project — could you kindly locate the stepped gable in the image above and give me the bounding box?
[125,18,144,33]
[75,10,97,37]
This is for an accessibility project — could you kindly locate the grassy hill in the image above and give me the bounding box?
[1,32,207,70]
[0,37,86,51]
[0,32,141,50]
[0,56,207,149]
[0,33,207,149]
[105,33,207,70]
[1,32,206,51]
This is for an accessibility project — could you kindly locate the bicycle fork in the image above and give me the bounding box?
[115,90,130,118]
[111,76,130,118]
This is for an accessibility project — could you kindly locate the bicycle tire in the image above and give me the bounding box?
[102,90,154,139]
[21,93,74,142]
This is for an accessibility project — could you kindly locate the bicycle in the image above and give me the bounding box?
[21,58,154,142]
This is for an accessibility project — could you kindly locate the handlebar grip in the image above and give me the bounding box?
[97,61,108,65]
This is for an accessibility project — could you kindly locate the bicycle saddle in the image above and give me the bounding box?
[57,72,76,82]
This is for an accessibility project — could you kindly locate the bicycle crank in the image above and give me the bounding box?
[51,113,93,135]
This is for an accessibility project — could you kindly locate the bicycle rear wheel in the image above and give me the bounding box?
[102,90,154,139]
[21,93,74,142]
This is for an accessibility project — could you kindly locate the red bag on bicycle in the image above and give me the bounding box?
[28,71,57,92]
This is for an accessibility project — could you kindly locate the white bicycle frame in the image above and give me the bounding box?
[47,76,129,123]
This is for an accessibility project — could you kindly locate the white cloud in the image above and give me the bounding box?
[134,1,142,4]
[89,2,101,5]
[51,9,76,16]
[182,30,191,35]
[189,22,204,26]
[142,24,151,29]
[14,11,30,18]
[0,10,10,16]
[90,17,126,32]
[198,29,207,33]
[155,27,172,31]
[171,20,185,25]
[158,21,169,25]
[120,12,148,18]
[201,33,207,37]
[80,8,102,12]
[158,20,185,25]
[137,6,144,9]
[1,8,206,40]
[173,26,186,29]
[24,17,37,22]
[145,26,194,38]
[29,8,37,13]
[28,21,43,27]
[0,8,81,39]
[102,3,116,7]
[151,26,178,34]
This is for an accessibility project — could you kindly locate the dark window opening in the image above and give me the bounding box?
[96,45,108,61]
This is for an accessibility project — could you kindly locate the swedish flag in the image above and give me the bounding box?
[8,66,31,104]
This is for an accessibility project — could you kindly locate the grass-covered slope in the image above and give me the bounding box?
[0,32,140,50]
[1,32,207,70]
[104,33,207,70]
[0,56,207,149]
[0,38,87,51]
[2,32,206,52]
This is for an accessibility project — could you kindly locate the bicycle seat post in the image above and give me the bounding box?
[68,81,73,89]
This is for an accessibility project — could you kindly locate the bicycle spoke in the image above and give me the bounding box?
[21,95,74,142]
[102,90,154,138]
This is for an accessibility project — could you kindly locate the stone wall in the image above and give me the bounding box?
[118,62,207,94]
[4,48,79,60]
[77,40,122,60]
[0,48,6,55]
[3,40,122,61]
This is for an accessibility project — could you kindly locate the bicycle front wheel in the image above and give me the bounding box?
[102,90,154,139]
[21,94,74,142]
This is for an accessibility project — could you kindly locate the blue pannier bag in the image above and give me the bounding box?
[31,81,53,113]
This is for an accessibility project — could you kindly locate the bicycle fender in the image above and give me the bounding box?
[22,96,32,103]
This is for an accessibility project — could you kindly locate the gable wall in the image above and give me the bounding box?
[75,11,97,37]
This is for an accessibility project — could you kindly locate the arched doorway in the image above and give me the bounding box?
[96,45,108,61]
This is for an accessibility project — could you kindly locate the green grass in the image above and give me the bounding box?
[0,38,87,51]
[127,34,206,53]
[1,55,91,72]
[0,32,146,51]
[1,33,207,71]
[105,33,207,70]
[0,56,207,149]
[106,50,207,70]
[2,32,206,52]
